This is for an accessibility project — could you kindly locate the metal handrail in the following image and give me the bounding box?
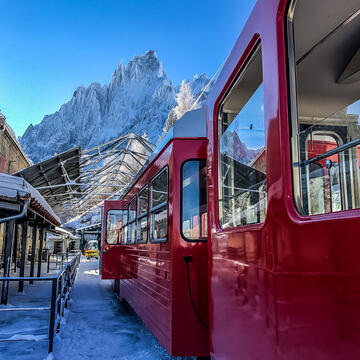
[0,251,81,353]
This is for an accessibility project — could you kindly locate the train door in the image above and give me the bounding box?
[101,200,125,279]
[207,37,269,358]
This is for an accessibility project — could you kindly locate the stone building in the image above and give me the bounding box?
[0,111,32,268]
[0,110,31,174]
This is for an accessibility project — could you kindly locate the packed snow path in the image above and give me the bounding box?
[0,258,184,360]
[53,258,174,360]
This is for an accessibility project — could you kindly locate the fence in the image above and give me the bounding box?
[0,251,81,353]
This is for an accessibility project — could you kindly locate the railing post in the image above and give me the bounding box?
[12,223,19,273]
[48,277,58,353]
[29,225,37,284]
[18,221,28,293]
[47,251,50,273]
[1,220,15,305]
[37,226,44,278]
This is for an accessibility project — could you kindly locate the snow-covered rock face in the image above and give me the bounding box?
[20,50,211,163]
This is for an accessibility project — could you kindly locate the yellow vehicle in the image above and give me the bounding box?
[84,240,99,259]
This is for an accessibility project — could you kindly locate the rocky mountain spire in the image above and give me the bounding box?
[19,51,211,163]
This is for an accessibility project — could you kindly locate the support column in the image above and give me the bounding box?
[12,223,19,272]
[18,221,28,292]
[1,220,15,305]
[29,225,37,284]
[80,231,84,252]
[37,226,44,277]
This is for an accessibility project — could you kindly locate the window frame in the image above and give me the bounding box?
[127,195,137,244]
[137,184,149,244]
[180,159,208,242]
[286,0,360,218]
[216,40,267,231]
[105,209,123,245]
[121,204,129,245]
[150,166,169,243]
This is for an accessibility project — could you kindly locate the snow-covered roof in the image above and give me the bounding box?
[119,107,207,200]
[15,147,81,213]
[0,173,60,226]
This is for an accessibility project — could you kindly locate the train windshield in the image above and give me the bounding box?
[150,168,168,242]
[106,209,122,244]
[288,1,360,215]
[181,160,207,240]
[218,44,267,228]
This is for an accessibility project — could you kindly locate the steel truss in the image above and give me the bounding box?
[22,134,155,224]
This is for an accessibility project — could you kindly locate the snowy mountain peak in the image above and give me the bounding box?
[20,51,212,163]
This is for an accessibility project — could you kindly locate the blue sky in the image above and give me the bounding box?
[0,0,257,137]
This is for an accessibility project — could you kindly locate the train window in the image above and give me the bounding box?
[181,160,207,241]
[150,167,168,242]
[138,185,148,216]
[288,1,360,215]
[129,197,136,222]
[122,208,128,225]
[106,210,122,244]
[127,197,136,244]
[218,44,267,228]
[137,186,148,243]
[127,222,136,244]
[137,217,148,243]
[121,205,128,244]
[121,226,128,245]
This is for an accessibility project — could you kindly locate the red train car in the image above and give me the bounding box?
[102,0,360,358]
[101,108,209,357]
[206,0,360,359]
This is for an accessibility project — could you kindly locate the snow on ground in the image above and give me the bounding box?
[0,258,185,360]
[0,263,59,360]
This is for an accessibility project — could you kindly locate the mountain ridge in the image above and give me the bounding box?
[20,50,210,163]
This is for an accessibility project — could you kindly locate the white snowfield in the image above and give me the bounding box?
[0,259,181,360]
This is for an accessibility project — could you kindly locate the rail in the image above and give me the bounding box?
[0,251,81,353]
[47,252,71,272]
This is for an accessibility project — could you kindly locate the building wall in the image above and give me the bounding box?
[0,123,31,174]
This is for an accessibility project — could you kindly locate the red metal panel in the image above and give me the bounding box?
[206,0,360,359]
[102,200,126,279]
[103,138,209,357]
[170,139,209,357]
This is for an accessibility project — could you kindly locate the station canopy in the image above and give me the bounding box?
[16,133,155,224]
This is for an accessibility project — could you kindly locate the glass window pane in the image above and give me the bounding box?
[138,186,149,215]
[129,197,136,222]
[127,222,136,244]
[151,169,168,208]
[218,45,267,228]
[289,2,360,215]
[137,217,148,243]
[182,160,207,240]
[106,210,122,244]
[121,226,128,245]
[151,207,167,241]
[122,208,128,225]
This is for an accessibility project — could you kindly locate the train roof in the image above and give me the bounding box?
[118,106,207,202]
